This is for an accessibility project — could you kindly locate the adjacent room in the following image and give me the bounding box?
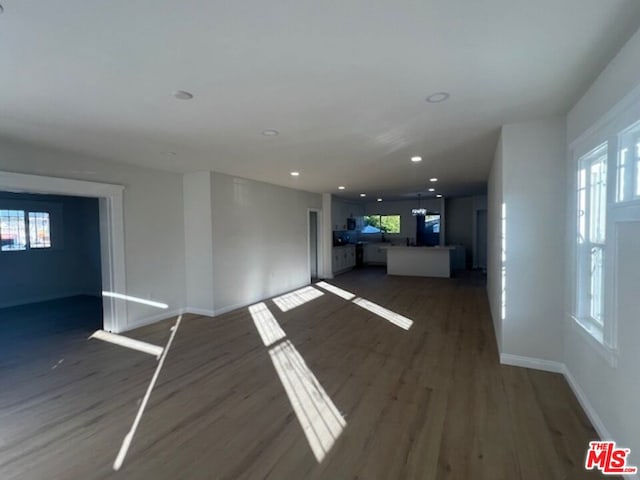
[1,1,640,479]
[0,192,102,366]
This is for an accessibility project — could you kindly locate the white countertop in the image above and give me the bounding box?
[385,245,453,278]
[381,245,455,251]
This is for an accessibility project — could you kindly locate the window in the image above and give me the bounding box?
[616,121,640,202]
[0,209,27,251]
[424,214,440,234]
[0,210,51,252]
[361,215,401,234]
[29,212,51,248]
[575,144,607,341]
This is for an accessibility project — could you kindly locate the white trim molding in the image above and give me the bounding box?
[500,354,638,479]
[0,170,127,332]
[499,353,565,373]
[122,308,184,332]
[560,364,612,442]
[185,307,216,318]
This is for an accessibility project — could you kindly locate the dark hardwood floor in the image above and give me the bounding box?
[0,270,610,479]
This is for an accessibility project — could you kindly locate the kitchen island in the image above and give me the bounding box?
[383,245,455,278]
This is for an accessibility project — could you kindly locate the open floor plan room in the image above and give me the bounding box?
[1,1,640,478]
[0,271,604,479]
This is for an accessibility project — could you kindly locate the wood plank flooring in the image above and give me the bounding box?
[0,269,611,479]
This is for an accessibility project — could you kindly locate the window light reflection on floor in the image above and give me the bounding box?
[315,281,356,300]
[102,291,168,309]
[269,340,346,462]
[316,282,414,330]
[249,302,287,347]
[352,297,413,330]
[272,286,324,312]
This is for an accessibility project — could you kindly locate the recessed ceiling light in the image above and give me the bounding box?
[338,186,345,190]
[173,90,194,100]
[360,193,366,197]
[411,156,422,163]
[262,129,279,136]
[165,151,177,156]
[377,198,383,202]
[428,188,435,192]
[290,171,300,177]
[426,92,450,103]
[436,194,443,198]
[429,177,438,182]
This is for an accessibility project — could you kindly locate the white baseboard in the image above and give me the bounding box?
[560,364,613,442]
[501,353,638,479]
[116,280,318,331]
[184,306,215,317]
[499,353,565,373]
[212,304,243,316]
[122,308,184,332]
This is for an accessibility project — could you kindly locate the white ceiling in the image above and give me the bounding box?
[1,1,640,199]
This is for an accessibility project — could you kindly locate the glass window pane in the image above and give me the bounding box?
[590,246,604,326]
[636,141,640,197]
[28,212,51,248]
[362,215,382,233]
[617,148,627,202]
[577,168,586,244]
[589,156,607,244]
[424,214,440,234]
[0,209,27,251]
[381,215,401,233]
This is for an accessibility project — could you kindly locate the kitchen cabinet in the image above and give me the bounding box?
[332,245,356,274]
[332,200,365,231]
[363,243,387,265]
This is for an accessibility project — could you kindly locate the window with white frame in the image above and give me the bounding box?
[28,212,51,248]
[575,143,607,341]
[0,209,52,251]
[616,120,640,203]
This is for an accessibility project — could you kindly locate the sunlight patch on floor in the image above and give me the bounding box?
[352,297,413,330]
[249,301,346,461]
[273,286,324,312]
[269,339,346,462]
[315,281,356,300]
[249,302,287,347]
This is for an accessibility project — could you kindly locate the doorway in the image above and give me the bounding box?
[0,191,104,366]
[476,209,488,270]
[0,171,126,332]
[308,210,320,282]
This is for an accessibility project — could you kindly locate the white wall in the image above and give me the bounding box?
[487,133,504,351]
[183,172,214,313]
[210,172,322,314]
[487,117,566,362]
[0,138,186,328]
[565,25,640,466]
[0,192,101,308]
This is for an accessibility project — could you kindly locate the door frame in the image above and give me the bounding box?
[0,171,126,332]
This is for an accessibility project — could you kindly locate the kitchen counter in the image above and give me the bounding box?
[332,244,356,274]
[384,245,454,278]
